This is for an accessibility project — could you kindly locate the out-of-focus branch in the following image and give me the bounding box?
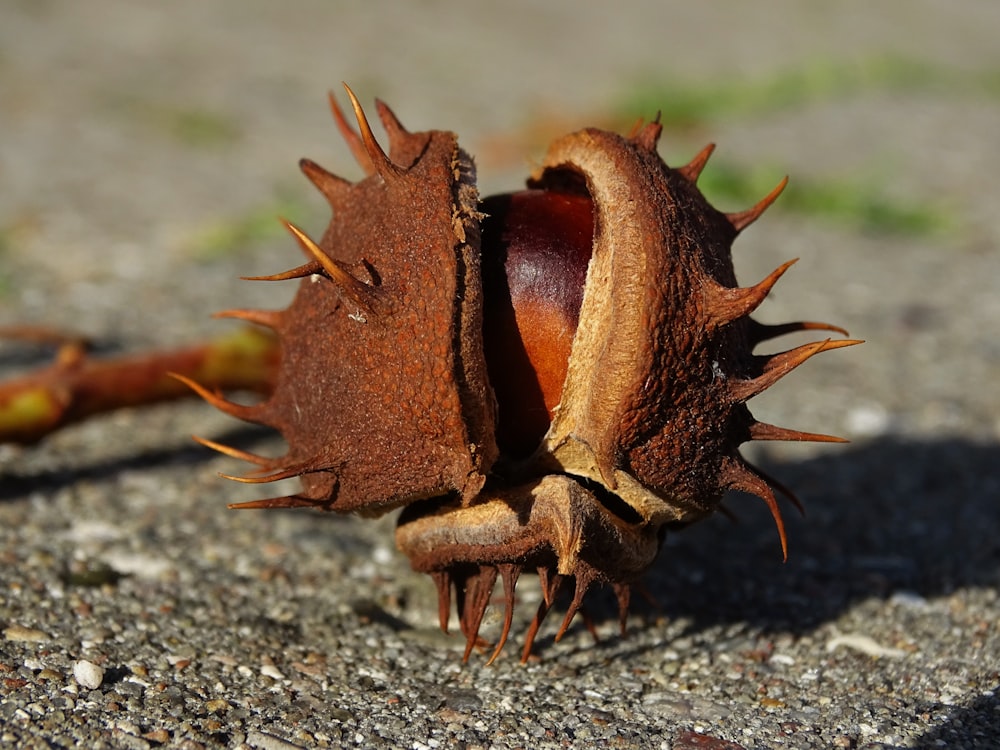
[0,326,278,444]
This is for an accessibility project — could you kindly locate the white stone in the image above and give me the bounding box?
[73,660,105,690]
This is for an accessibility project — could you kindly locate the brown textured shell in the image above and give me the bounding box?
[192,85,859,663]
[196,91,496,515]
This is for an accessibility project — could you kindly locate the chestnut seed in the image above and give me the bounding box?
[481,189,595,458]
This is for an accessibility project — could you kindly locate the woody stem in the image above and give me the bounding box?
[0,327,279,444]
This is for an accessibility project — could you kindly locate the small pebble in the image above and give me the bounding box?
[826,633,908,659]
[73,660,105,689]
[246,730,306,750]
[4,625,51,642]
[769,653,796,666]
[889,590,929,610]
[260,664,286,681]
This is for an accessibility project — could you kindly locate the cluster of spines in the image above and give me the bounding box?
[178,85,413,510]
[432,561,634,665]
[630,115,860,560]
[434,123,857,661]
[181,99,859,662]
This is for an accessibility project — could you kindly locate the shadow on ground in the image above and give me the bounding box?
[638,436,1000,631]
[0,423,268,502]
[5,432,999,615]
[629,435,1000,750]
[3,431,998,744]
[913,690,1000,750]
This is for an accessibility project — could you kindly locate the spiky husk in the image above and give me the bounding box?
[195,90,857,662]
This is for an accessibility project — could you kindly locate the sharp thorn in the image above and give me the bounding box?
[705,259,797,328]
[219,455,331,486]
[241,260,322,282]
[555,570,594,642]
[520,567,562,662]
[374,98,411,144]
[554,596,582,642]
[432,572,452,634]
[521,597,551,664]
[168,373,260,422]
[192,434,271,466]
[747,318,850,344]
[280,219,380,312]
[461,567,498,663]
[212,308,282,329]
[539,568,564,607]
[723,457,789,561]
[763,486,789,563]
[486,564,521,666]
[631,116,662,151]
[750,461,806,517]
[227,495,326,510]
[327,89,373,175]
[341,83,403,181]
[218,465,311,484]
[299,157,351,204]
[613,583,631,637]
[729,338,863,402]
[749,421,848,444]
[678,143,716,183]
[726,176,789,233]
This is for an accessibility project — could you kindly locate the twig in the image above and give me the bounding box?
[0,327,278,444]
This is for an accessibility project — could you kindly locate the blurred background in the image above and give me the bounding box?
[2,2,999,747]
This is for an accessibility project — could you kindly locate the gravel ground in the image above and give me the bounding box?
[2,1,999,748]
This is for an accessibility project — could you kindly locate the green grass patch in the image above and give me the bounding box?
[612,56,969,236]
[164,109,242,148]
[618,56,993,128]
[692,160,952,237]
[103,93,242,148]
[184,193,315,261]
